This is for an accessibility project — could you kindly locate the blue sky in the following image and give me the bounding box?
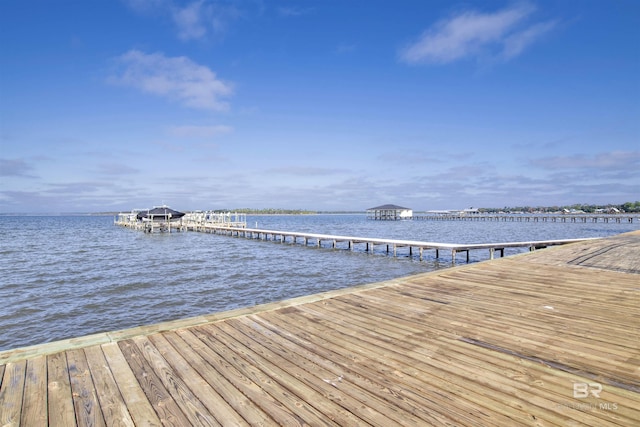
[1,0,638,213]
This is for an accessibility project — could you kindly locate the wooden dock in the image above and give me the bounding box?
[1,231,639,426]
[194,225,597,263]
[120,218,596,263]
[114,211,247,234]
[414,213,637,223]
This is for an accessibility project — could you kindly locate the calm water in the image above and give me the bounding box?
[1,214,637,351]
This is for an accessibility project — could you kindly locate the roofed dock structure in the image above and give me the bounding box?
[366,204,413,220]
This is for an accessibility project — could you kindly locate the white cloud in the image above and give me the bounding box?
[377,151,439,165]
[169,125,233,138]
[110,50,233,111]
[125,0,241,41]
[278,7,315,17]
[502,20,556,59]
[530,151,640,170]
[178,1,241,38]
[266,167,348,176]
[0,158,36,177]
[173,1,207,41]
[97,163,141,176]
[399,2,555,65]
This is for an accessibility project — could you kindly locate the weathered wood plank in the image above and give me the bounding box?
[132,335,219,427]
[21,356,48,426]
[243,314,468,426]
[337,288,637,361]
[379,280,639,340]
[403,267,640,311]
[394,274,640,346]
[118,339,190,426]
[216,322,376,425]
[451,266,640,312]
[83,345,135,427]
[231,315,458,426]
[161,330,270,426]
[255,309,516,426]
[443,337,640,426]
[328,280,638,420]
[148,333,247,426]
[280,305,580,426]
[334,285,640,395]
[100,342,161,427]
[67,348,106,427]
[0,359,26,427]
[174,329,297,426]
[47,351,77,427]
[522,233,640,274]
[222,317,421,427]
[192,324,339,426]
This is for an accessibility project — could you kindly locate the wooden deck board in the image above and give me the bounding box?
[192,324,338,426]
[224,317,425,427]
[1,230,639,426]
[100,342,161,427]
[267,308,532,426]
[171,329,287,426]
[47,352,76,427]
[284,304,568,426]
[150,332,252,426]
[244,314,473,426]
[21,356,48,426]
[0,360,26,427]
[522,233,640,274]
[82,345,136,427]
[66,348,106,427]
[131,335,220,427]
[117,339,192,426]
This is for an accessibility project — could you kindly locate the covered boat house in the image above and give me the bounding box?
[136,206,186,222]
[366,204,413,220]
[111,205,186,233]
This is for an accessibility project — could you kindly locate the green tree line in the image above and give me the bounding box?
[480,201,640,214]
[214,208,317,215]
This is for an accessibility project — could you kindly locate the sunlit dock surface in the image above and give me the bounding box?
[1,232,638,426]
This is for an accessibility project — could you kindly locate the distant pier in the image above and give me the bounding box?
[192,225,595,263]
[114,212,595,263]
[115,210,247,233]
[414,213,637,223]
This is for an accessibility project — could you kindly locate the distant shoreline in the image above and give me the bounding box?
[0,211,367,217]
[2,201,638,216]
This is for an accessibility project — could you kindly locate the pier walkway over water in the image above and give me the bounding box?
[414,213,638,223]
[1,231,639,426]
[197,225,596,263]
[115,213,596,263]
